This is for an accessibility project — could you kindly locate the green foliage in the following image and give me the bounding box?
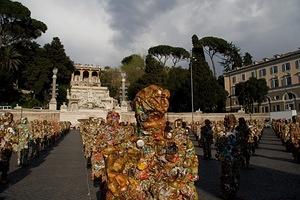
[220,42,243,71]
[44,37,74,85]
[0,69,20,104]
[243,52,253,66]
[101,67,122,100]
[127,55,166,100]
[165,67,190,112]
[0,0,47,47]
[121,54,145,85]
[148,45,189,67]
[235,77,269,113]
[0,45,21,70]
[190,36,227,112]
[199,36,229,77]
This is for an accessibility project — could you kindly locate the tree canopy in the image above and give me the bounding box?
[121,54,145,86]
[148,45,189,67]
[235,77,269,113]
[192,35,245,76]
[0,1,74,108]
[0,0,47,47]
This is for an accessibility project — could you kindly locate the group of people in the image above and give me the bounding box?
[191,116,264,199]
[0,112,71,184]
[79,85,199,199]
[272,116,300,162]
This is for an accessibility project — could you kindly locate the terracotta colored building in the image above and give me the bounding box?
[224,49,300,113]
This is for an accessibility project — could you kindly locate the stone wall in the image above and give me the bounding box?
[1,109,270,125]
[0,109,60,122]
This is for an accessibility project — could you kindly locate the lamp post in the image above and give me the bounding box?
[49,67,58,110]
[190,55,194,125]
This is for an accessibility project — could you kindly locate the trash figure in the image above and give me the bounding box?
[0,113,18,184]
[17,117,31,167]
[216,114,241,200]
[290,116,300,163]
[236,117,251,169]
[200,119,213,160]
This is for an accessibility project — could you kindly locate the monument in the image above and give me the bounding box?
[120,72,129,111]
[49,68,58,110]
[67,64,116,111]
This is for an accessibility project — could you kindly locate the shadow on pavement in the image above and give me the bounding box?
[0,134,67,194]
[239,163,300,200]
[255,153,295,163]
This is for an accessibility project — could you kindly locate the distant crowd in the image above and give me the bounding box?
[79,109,266,200]
[272,117,300,162]
[0,112,71,184]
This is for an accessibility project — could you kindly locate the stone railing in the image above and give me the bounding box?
[0,108,270,125]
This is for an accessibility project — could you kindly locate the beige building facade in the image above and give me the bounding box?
[224,49,300,113]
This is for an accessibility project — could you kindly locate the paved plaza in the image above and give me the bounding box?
[0,128,300,200]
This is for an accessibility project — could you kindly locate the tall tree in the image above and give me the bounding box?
[170,47,190,67]
[219,42,242,71]
[235,77,269,113]
[100,67,122,101]
[243,52,253,66]
[148,45,172,67]
[0,0,47,105]
[166,67,190,112]
[190,34,227,112]
[148,45,190,67]
[0,45,21,71]
[127,54,166,100]
[121,54,145,85]
[199,36,229,77]
[43,37,74,106]
[0,0,47,47]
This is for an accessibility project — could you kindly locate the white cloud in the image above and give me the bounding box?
[19,0,300,72]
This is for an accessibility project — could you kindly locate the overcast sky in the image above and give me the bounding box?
[19,0,300,75]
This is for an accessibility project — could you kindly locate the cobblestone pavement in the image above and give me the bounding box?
[1,128,300,200]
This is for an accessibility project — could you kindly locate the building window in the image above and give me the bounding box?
[295,60,300,69]
[232,76,236,84]
[242,74,245,81]
[281,75,292,86]
[231,86,236,95]
[277,105,280,111]
[270,66,278,74]
[273,96,280,101]
[259,68,266,77]
[282,62,291,72]
[270,78,279,88]
[251,71,256,78]
[287,76,292,86]
[265,106,269,113]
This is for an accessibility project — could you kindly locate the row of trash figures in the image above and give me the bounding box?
[0,112,71,184]
[79,114,265,200]
[78,84,267,200]
[272,117,300,162]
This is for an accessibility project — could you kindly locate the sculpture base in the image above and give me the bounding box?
[49,100,57,110]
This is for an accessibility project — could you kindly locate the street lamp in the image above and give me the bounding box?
[190,55,195,125]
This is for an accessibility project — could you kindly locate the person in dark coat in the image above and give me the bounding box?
[200,119,214,160]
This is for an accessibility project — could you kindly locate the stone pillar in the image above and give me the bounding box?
[121,73,126,102]
[89,70,92,83]
[80,70,83,81]
[120,73,128,111]
[49,68,58,110]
